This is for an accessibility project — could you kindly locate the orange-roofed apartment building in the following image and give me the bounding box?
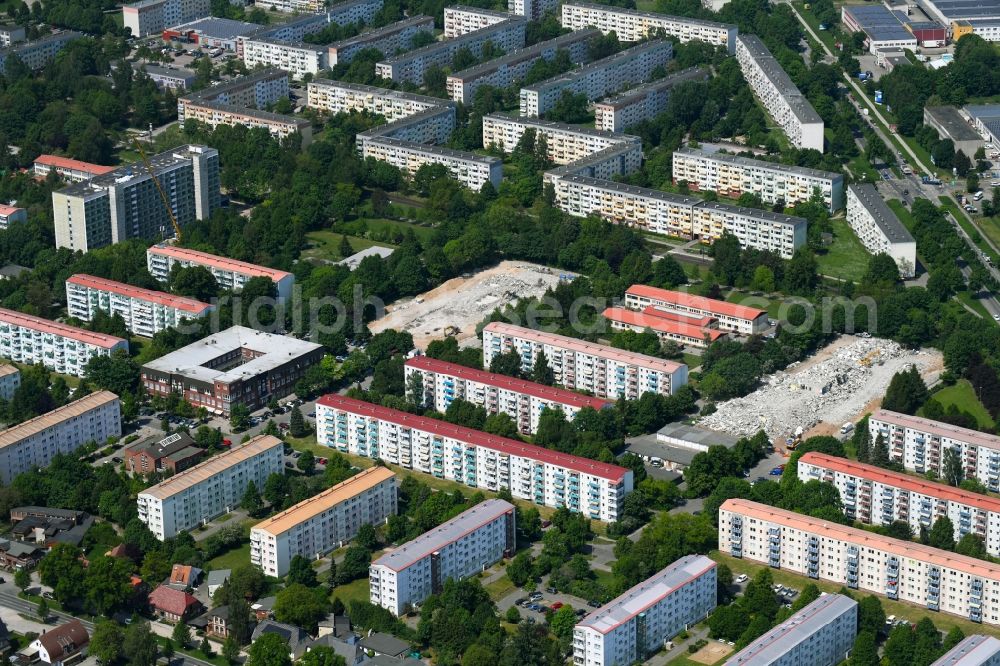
[251,467,397,576]
[798,451,1000,557]
[719,498,1000,624]
[0,307,128,376]
[66,274,213,337]
[403,355,612,434]
[146,244,295,301]
[33,154,116,182]
[0,391,121,484]
[137,434,284,540]
[624,284,769,335]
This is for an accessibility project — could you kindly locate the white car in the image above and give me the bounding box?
[736,574,748,584]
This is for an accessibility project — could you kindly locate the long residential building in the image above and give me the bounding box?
[66,274,213,338]
[0,30,81,73]
[519,40,673,117]
[328,16,435,67]
[482,321,688,400]
[869,409,1000,493]
[560,3,738,53]
[137,435,284,540]
[251,466,397,576]
[846,183,917,278]
[624,284,768,335]
[932,635,1000,666]
[443,5,510,38]
[671,146,844,212]
[53,145,220,253]
[735,35,824,152]
[369,499,515,615]
[446,29,599,104]
[0,308,127,377]
[242,39,327,80]
[594,66,709,133]
[798,451,1000,558]
[33,155,116,182]
[602,306,726,348]
[0,391,121,485]
[403,355,612,434]
[315,394,633,522]
[720,498,1000,625]
[573,555,717,666]
[123,0,209,37]
[724,594,858,666]
[146,243,295,300]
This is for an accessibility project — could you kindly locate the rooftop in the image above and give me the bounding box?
[124,431,198,459]
[365,135,503,165]
[524,40,672,94]
[58,145,216,198]
[848,183,916,244]
[843,4,917,42]
[603,306,726,341]
[181,68,287,103]
[873,408,1000,453]
[673,145,842,181]
[328,15,434,51]
[34,154,116,176]
[448,29,600,81]
[563,2,738,30]
[626,284,768,321]
[736,34,823,125]
[596,66,709,110]
[309,78,449,109]
[148,243,293,282]
[371,499,514,572]
[447,4,510,18]
[0,205,23,216]
[168,16,262,39]
[656,421,739,448]
[0,307,124,348]
[931,635,1000,666]
[485,112,636,144]
[67,274,212,314]
[182,98,311,128]
[134,63,196,81]
[378,17,525,67]
[920,0,1000,21]
[336,246,395,270]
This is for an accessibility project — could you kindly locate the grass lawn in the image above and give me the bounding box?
[846,154,880,182]
[2,360,80,388]
[329,576,371,606]
[484,573,516,601]
[978,216,1000,252]
[956,289,993,320]
[725,291,782,319]
[938,197,1000,265]
[300,231,392,264]
[682,353,703,370]
[206,542,251,570]
[351,217,436,243]
[815,218,870,282]
[667,653,730,666]
[926,379,995,430]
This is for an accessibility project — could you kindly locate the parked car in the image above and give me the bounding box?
[550,602,563,611]
[515,598,527,606]
[545,587,557,594]
[587,600,601,608]
[769,467,783,476]
[736,574,748,584]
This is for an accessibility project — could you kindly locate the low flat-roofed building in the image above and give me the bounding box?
[655,421,739,452]
[602,306,726,348]
[124,431,204,476]
[924,106,984,157]
[965,104,1000,145]
[33,155,115,182]
[624,284,769,335]
[841,4,918,53]
[134,63,196,90]
[846,183,917,278]
[932,635,1000,666]
[163,16,260,51]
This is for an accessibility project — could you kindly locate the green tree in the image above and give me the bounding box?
[37,598,48,621]
[289,406,306,437]
[356,523,379,551]
[928,516,956,550]
[943,447,964,486]
[856,595,885,635]
[849,632,880,666]
[124,622,159,666]
[264,473,291,508]
[297,450,316,474]
[38,543,85,603]
[14,567,30,591]
[241,481,263,515]
[85,554,133,614]
[170,265,219,301]
[490,350,523,377]
[507,551,534,587]
[548,605,576,643]
[339,234,353,259]
[882,366,928,415]
[172,621,191,648]
[956,532,988,559]
[200,637,213,657]
[708,605,749,641]
[274,583,329,633]
[531,351,555,385]
[229,598,254,645]
[223,636,241,665]
[505,606,521,624]
[230,403,251,431]
[248,632,292,666]
[287,554,319,587]
[298,645,346,666]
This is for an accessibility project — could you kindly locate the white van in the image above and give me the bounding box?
[975,191,985,201]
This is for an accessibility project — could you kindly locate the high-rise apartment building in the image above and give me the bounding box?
[560,3,738,53]
[123,0,209,36]
[0,31,82,73]
[594,66,709,133]
[328,16,435,66]
[846,183,917,278]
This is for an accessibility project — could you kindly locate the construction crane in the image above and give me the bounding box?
[132,137,183,243]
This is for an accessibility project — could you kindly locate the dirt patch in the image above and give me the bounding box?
[688,642,733,664]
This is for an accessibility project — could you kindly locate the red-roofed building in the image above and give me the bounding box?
[146,244,295,301]
[149,584,202,623]
[0,307,127,377]
[33,155,115,182]
[403,355,612,434]
[602,306,726,349]
[0,205,26,229]
[315,394,633,522]
[624,284,769,335]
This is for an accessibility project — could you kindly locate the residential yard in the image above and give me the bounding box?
[300,231,392,264]
[483,573,516,601]
[815,218,870,282]
[206,542,251,570]
[925,379,995,430]
[329,576,371,606]
[725,291,782,319]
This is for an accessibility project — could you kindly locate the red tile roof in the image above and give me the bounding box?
[148,244,293,282]
[0,307,126,348]
[38,619,89,661]
[0,205,24,217]
[149,585,200,616]
[67,274,213,314]
[603,307,726,342]
[34,154,115,176]
[625,284,767,321]
[640,305,714,327]
[316,394,631,482]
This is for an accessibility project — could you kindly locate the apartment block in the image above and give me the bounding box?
[53,145,220,253]
[482,321,688,400]
[242,39,327,80]
[404,355,612,434]
[560,3,738,53]
[520,40,673,117]
[846,183,917,278]
[0,31,82,73]
[594,66,708,132]
[65,274,213,338]
[315,394,633,521]
[123,0,209,36]
[0,205,26,229]
[328,16,435,67]
[509,0,559,20]
[573,555,717,666]
[798,451,1000,558]
[33,155,115,182]
[262,0,323,12]
[735,35,824,152]
[444,5,510,38]
[137,435,284,540]
[720,498,1000,625]
[369,499,515,615]
[0,364,19,400]
[932,635,1000,666]
[0,308,127,377]
[251,467,397,576]
[0,25,25,47]
[446,29,598,104]
[671,146,844,212]
[135,64,195,90]
[869,409,1000,493]
[725,594,857,666]
[603,306,726,349]
[376,17,527,85]
[0,391,120,485]
[146,243,295,300]
[624,284,769,334]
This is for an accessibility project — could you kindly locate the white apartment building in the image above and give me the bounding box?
[66,274,212,338]
[242,39,327,80]
[0,391,120,485]
[0,364,19,400]
[137,434,284,540]
[482,321,688,400]
[260,0,323,12]
[146,244,295,301]
[251,466,397,576]
[0,31,82,73]
[0,308,128,377]
[798,451,1000,558]
[446,29,598,104]
[725,594,858,666]
[443,5,510,38]
[519,40,673,117]
[315,394,634,522]
[932,635,1000,666]
[123,0,209,36]
[53,145,220,253]
[594,66,708,133]
[180,101,312,143]
[369,499,515,615]
[0,25,25,47]
[720,498,1000,625]
[509,0,558,20]
[573,555,717,666]
[671,146,845,212]
[0,205,26,229]
[846,183,917,278]
[404,355,612,434]
[307,79,441,118]
[735,35,824,152]
[361,138,503,191]
[560,3,738,53]
[624,284,768,334]
[328,16,435,66]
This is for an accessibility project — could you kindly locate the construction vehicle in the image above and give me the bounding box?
[859,349,880,367]
[132,138,182,243]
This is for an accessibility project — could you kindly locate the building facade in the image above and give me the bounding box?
[146,243,296,300]
[0,364,19,400]
[137,435,284,540]
[624,284,768,334]
[328,16,435,66]
[509,0,559,20]
[846,183,917,278]
[251,467,397,576]
[560,3,738,53]
[0,30,81,73]
[0,391,121,485]
[443,5,510,38]
[0,25,25,47]
[923,106,984,158]
[369,499,515,615]
[315,394,633,521]
[0,205,26,229]
[0,308,127,377]
[594,66,709,133]
[573,555,717,666]
[123,0,210,36]
[242,39,327,80]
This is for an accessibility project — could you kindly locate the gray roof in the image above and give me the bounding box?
[1,540,42,557]
[135,64,196,82]
[169,17,261,39]
[206,569,231,586]
[125,431,197,458]
[657,422,739,448]
[564,2,737,30]
[486,112,635,144]
[310,79,448,109]
[848,183,915,245]
[312,635,364,663]
[696,200,808,229]
[371,499,514,572]
[0,264,28,278]
[925,106,982,142]
[57,144,214,199]
[336,246,395,271]
[597,66,709,109]
[182,68,287,104]
[725,594,858,665]
[378,17,526,67]
[449,29,599,81]
[251,620,311,657]
[358,632,410,657]
[843,5,917,42]
[922,0,1000,21]
[932,635,1000,666]
[523,40,672,94]
[674,146,842,182]
[737,35,822,125]
[329,15,434,51]
[364,135,502,165]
